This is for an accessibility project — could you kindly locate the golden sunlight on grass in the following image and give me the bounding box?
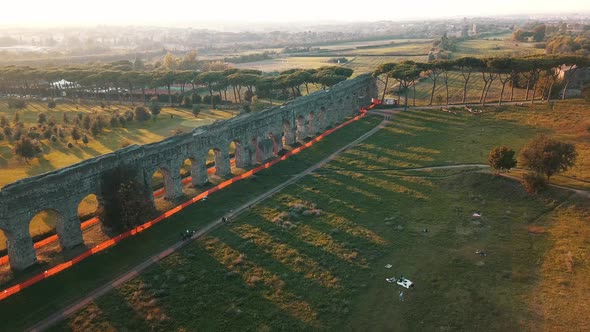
[257,206,369,267]
[201,236,319,325]
[528,201,590,331]
[66,303,118,332]
[335,170,430,200]
[233,224,341,289]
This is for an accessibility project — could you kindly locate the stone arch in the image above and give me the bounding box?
[151,165,181,199]
[296,115,306,141]
[78,194,99,222]
[231,139,250,169]
[209,146,231,178]
[27,209,64,261]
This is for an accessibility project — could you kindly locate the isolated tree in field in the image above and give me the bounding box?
[13,137,41,162]
[82,134,89,145]
[454,57,484,103]
[148,98,161,120]
[488,146,517,172]
[71,126,81,142]
[519,135,577,179]
[134,106,150,121]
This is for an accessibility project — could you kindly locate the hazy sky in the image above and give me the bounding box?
[1,0,589,26]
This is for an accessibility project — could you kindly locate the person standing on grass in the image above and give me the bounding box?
[399,291,404,302]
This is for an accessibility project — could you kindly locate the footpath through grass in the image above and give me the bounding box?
[49,104,590,331]
[0,115,382,332]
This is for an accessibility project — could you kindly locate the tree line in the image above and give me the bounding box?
[373,54,589,110]
[0,61,354,107]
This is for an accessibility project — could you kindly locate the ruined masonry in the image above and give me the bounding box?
[0,74,377,271]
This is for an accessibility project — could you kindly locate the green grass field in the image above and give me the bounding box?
[0,115,383,332]
[0,102,590,331]
[2,101,585,331]
[453,38,545,58]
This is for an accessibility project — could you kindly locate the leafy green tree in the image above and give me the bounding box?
[373,63,396,101]
[488,146,517,172]
[13,137,41,162]
[389,61,422,111]
[519,135,577,179]
[197,71,224,106]
[134,106,150,121]
[97,167,155,234]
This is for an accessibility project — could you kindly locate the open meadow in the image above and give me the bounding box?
[1,101,583,331]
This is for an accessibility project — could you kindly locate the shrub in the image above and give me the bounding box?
[488,146,517,172]
[13,112,19,123]
[27,130,41,140]
[71,127,81,142]
[82,134,89,145]
[38,113,47,124]
[148,97,161,119]
[13,137,41,161]
[47,100,57,109]
[134,106,151,121]
[67,142,74,148]
[0,132,4,141]
[62,113,69,124]
[522,172,546,194]
[0,115,8,127]
[83,115,92,129]
[50,135,57,142]
[90,120,101,136]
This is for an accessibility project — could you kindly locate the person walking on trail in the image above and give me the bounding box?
[399,291,404,302]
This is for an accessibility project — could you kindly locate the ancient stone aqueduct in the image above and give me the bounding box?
[0,74,377,271]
